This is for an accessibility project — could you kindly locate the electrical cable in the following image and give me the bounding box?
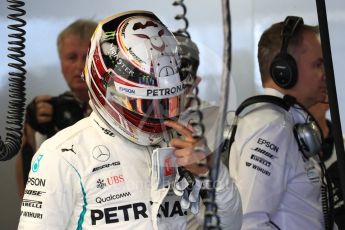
[172,0,219,228]
[0,0,27,161]
[202,0,231,229]
[172,1,232,229]
[320,161,334,230]
[172,0,208,182]
[173,0,190,38]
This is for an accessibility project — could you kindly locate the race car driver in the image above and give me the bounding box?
[18,10,242,230]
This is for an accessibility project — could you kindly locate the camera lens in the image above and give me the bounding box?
[52,94,84,130]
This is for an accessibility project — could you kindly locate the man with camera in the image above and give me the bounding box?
[15,19,97,197]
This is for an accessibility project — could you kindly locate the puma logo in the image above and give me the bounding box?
[61,145,76,154]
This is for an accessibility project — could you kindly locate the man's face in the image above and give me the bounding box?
[59,35,90,98]
[291,31,326,108]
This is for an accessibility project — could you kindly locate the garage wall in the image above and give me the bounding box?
[0,0,343,229]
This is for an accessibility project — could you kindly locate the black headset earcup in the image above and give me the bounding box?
[293,122,322,159]
[270,53,298,89]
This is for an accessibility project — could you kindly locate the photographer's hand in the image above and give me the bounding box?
[26,95,55,136]
[35,95,54,124]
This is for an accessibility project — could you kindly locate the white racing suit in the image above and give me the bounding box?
[18,108,242,229]
[229,88,325,229]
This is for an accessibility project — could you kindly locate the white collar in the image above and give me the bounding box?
[263,88,285,98]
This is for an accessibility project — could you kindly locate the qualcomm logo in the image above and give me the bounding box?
[32,154,44,172]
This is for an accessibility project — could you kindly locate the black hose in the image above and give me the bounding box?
[0,0,27,161]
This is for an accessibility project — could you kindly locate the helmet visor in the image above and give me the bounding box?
[106,74,190,119]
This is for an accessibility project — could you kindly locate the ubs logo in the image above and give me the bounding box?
[96,175,125,190]
[92,145,110,162]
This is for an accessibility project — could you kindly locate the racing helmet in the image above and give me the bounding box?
[84,11,194,145]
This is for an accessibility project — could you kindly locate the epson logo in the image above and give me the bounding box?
[27,177,46,187]
[119,87,135,94]
[257,138,279,152]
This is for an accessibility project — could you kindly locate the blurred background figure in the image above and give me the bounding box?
[309,98,345,229]
[15,19,97,198]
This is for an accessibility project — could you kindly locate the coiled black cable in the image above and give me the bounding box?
[173,0,232,229]
[172,1,218,227]
[320,161,335,230]
[173,0,208,174]
[173,0,190,39]
[173,0,206,155]
[0,0,27,161]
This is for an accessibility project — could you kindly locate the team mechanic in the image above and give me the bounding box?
[229,16,335,229]
[18,11,242,229]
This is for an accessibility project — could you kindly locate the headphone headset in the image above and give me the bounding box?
[270,16,304,89]
[227,95,323,159]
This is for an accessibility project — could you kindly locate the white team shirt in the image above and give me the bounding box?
[229,88,324,230]
[18,108,242,230]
